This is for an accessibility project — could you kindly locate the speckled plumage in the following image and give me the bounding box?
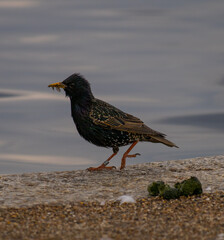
[48,73,178,170]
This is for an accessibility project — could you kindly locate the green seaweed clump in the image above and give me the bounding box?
[147,176,203,200]
[160,185,180,200]
[174,176,203,196]
[148,181,180,200]
[147,181,165,196]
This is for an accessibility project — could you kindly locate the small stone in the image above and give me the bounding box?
[216,233,224,240]
[100,200,106,206]
[116,195,135,204]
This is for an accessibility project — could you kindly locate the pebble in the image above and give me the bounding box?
[0,193,223,240]
[116,195,136,204]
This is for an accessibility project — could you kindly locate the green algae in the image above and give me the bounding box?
[174,176,203,196]
[148,176,203,200]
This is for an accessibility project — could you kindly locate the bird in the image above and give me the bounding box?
[48,73,178,171]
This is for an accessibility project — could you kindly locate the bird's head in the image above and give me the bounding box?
[48,73,94,103]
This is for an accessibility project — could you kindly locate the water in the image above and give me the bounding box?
[0,0,224,174]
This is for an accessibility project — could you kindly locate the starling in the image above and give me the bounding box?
[48,73,178,171]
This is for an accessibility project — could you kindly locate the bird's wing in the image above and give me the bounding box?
[90,99,165,136]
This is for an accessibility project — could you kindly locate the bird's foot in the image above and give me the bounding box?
[87,157,117,171]
[120,153,141,170]
[87,165,116,171]
[126,153,141,158]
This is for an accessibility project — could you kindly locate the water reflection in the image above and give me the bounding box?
[0,92,20,98]
[0,89,62,102]
[0,1,38,9]
[1,0,224,174]
[159,113,224,132]
[0,154,93,165]
[20,34,58,44]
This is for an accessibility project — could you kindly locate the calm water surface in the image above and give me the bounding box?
[0,0,224,173]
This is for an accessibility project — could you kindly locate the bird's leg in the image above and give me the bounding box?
[120,141,140,170]
[87,147,119,171]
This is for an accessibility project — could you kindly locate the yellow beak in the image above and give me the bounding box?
[48,82,66,92]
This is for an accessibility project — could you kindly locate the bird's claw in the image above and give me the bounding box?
[126,153,141,158]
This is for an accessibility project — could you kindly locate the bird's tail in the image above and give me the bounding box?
[150,136,179,148]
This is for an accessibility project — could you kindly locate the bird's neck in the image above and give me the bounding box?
[70,93,93,119]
